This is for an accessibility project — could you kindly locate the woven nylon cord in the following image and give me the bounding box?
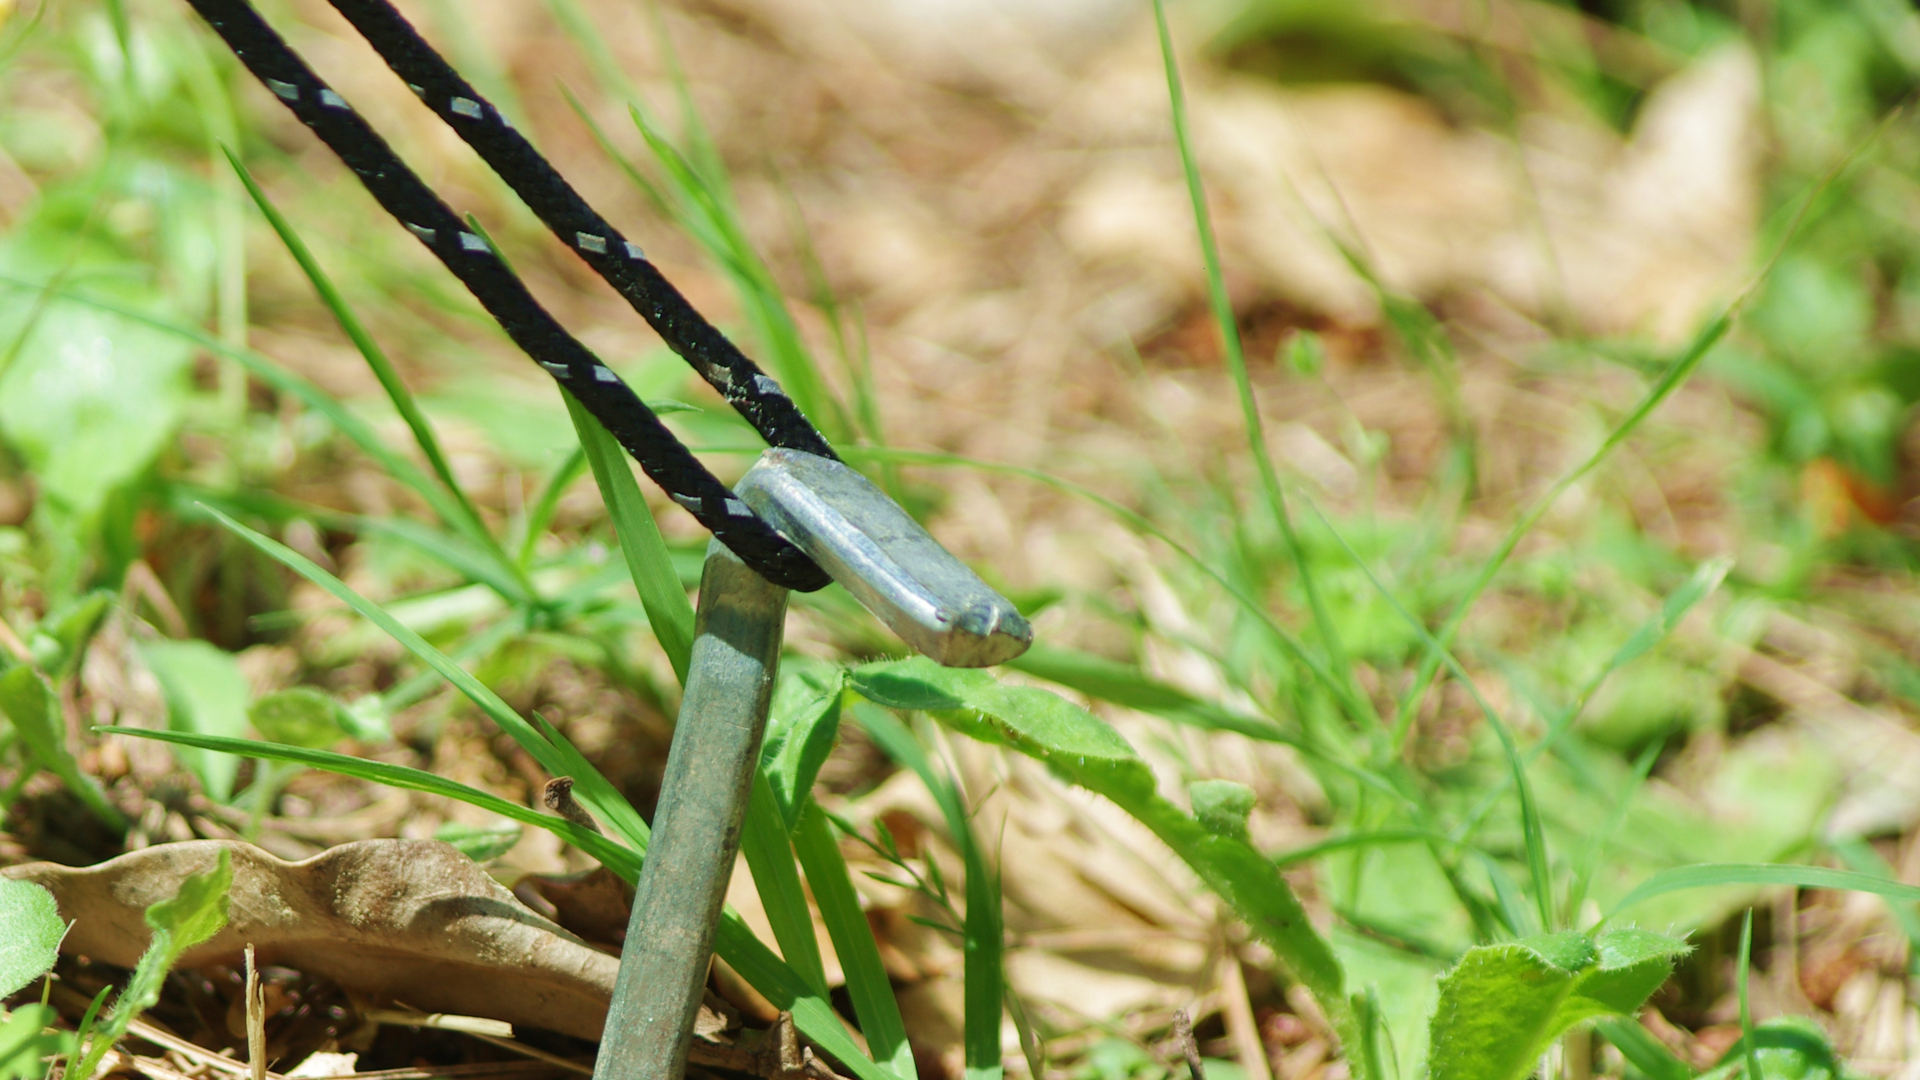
[323,0,839,465]
[183,0,830,591]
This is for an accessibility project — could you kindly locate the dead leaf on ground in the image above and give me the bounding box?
[4,839,710,1046]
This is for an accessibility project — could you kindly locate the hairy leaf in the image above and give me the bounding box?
[0,878,64,999]
[1427,929,1689,1080]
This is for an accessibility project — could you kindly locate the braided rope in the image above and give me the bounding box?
[183,0,829,591]
[324,0,840,464]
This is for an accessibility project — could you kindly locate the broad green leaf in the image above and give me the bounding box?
[0,273,468,542]
[760,661,844,830]
[72,849,232,1080]
[1428,935,1584,1080]
[1566,929,1691,1020]
[144,849,232,948]
[0,297,193,521]
[137,640,250,802]
[1190,780,1254,841]
[247,688,348,750]
[848,657,1346,1011]
[434,821,523,862]
[1427,929,1688,1080]
[0,1004,69,1080]
[851,660,1139,775]
[0,666,124,829]
[0,878,64,998]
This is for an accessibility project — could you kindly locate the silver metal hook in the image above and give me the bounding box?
[736,449,1032,668]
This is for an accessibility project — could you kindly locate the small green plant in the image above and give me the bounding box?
[69,849,232,1080]
[0,878,76,1080]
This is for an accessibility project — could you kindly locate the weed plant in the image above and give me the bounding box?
[4,2,1920,1080]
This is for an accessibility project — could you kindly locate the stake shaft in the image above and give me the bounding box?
[594,540,788,1080]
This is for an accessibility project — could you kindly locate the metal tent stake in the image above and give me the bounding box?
[593,449,1032,1080]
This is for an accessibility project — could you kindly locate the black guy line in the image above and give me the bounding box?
[182,0,829,591]
[324,0,839,465]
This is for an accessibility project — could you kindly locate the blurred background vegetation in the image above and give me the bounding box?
[7,0,1920,1076]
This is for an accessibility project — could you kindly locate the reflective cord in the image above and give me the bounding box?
[182,0,830,591]
[323,0,840,465]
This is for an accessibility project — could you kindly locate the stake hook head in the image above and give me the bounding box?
[736,449,1032,667]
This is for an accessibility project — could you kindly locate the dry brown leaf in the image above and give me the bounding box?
[3,839,704,1044]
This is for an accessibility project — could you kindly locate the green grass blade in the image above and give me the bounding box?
[1563,741,1661,926]
[1286,489,1553,927]
[740,770,829,996]
[620,105,843,439]
[528,712,651,850]
[73,984,112,1056]
[102,726,639,873]
[1453,556,1732,843]
[1007,643,1295,743]
[1387,309,1735,751]
[518,446,588,566]
[1270,828,1466,868]
[1608,863,1920,922]
[562,392,695,684]
[540,0,639,102]
[195,504,641,852]
[1593,1017,1691,1080]
[353,516,532,606]
[1831,837,1920,962]
[1387,105,1893,749]
[855,707,1002,1080]
[223,147,481,536]
[1490,713,1553,933]
[710,918,891,1080]
[136,640,250,804]
[548,20,847,443]
[778,179,881,448]
[1148,0,1356,717]
[1738,909,1760,1080]
[794,800,917,1080]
